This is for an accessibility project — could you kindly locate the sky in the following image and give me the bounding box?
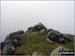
[1,1,74,42]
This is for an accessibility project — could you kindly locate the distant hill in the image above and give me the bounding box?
[0,23,74,56]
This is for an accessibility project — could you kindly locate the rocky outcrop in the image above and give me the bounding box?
[50,46,70,56]
[3,45,15,55]
[27,22,72,43]
[47,29,71,43]
[27,23,47,34]
[27,23,72,43]
[5,30,24,40]
[1,30,24,55]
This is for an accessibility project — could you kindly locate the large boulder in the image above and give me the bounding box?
[5,30,24,40]
[27,23,47,33]
[47,30,65,43]
[47,29,71,43]
[50,46,70,56]
[1,30,24,55]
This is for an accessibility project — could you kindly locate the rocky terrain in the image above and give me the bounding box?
[0,23,74,56]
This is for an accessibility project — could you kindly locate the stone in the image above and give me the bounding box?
[47,31,61,41]
[40,29,46,34]
[10,30,24,38]
[47,29,72,43]
[5,30,24,40]
[57,38,64,43]
[1,42,5,50]
[5,35,10,41]
[1,30,24,55]
[32,52,46,56]
[3,45,14,55]
[50,46,70,56]
[27,23,47,33]
[46,38,53,43]
[47,30,65,43]
[12,39,21,47]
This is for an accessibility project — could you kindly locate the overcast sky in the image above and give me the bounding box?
[1,1,74,42]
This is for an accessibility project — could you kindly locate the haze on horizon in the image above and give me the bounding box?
[1,1,74,42]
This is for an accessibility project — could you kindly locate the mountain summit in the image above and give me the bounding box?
[0,23,74,55]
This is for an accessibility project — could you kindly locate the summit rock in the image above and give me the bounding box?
[27,23,47,33]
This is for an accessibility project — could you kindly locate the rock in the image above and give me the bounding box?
[2,38,15,55]
[64,34,74,38]
[62,35,71,42]
[27,23,47,33]
[14,35,21,40]
[32,52,46,56]
[1,30,24,55]
[59,46,70,52]
[47,30,65,43]
[46,29,55,33]
[3,45,15,55]
[12,39,18,47]
[40,29,46,34]
[57,38,64,43]
[46,38,53,43]
[1,42,5,50]
[5,35,10,41]
[5,30,24,40]
[50,46,70,56]
[12,39,21,47]
[47,30,61,41]
[47,29,72,43]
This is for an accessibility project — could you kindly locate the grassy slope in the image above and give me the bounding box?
[14,32,74,55]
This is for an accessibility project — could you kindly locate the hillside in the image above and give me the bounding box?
[0,23,74,56]
[14,32,74,55]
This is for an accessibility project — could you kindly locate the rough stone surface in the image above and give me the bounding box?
[3,45,14,55]
[32,52,47,56]
[1,42,5,50]
[1,30,24,55]
[5,30,24,40]
[47,29,71,43]
[50,46,70,56]
[27,23,47,33]
[47,30,64,43]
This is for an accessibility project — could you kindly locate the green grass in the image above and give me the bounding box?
[63,37,74,51]
[14,32,74,55]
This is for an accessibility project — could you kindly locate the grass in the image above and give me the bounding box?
[14,32,74,55]
[63,37,74,51]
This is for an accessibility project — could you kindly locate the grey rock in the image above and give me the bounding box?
[64,34,74,37]
[27,23,47,33]
[3,45,14,55]
[1,42,5,50]
[47,30,62,41]
[50,46,70,56]
[57,38,64,43]
[5,30,24,40]
[32,52,47,56]
[47,29,71,43]
[2,30,24,55]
